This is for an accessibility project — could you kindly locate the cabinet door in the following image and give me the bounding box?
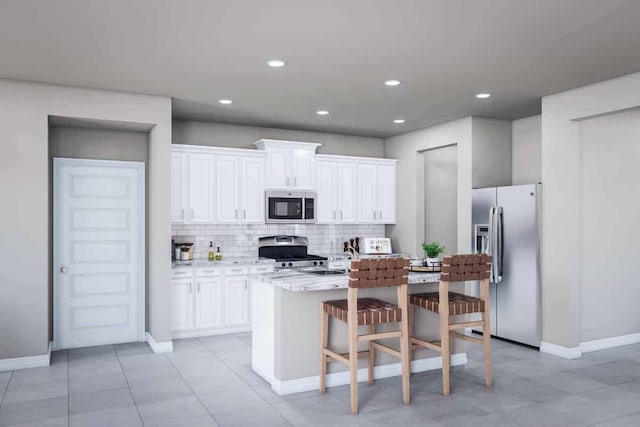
[171,279,194,331]
[336,163,357,223]
[240,157,265,223]
[171,152,188,223]
[195,277,223,329]
[356,163,379,223]
[224,276,249,326]
[377,164,396,224]
[316,161,336,223]
[188,153,216,222]
[291,148,315,190]
[215,155,240,223]
[265,149,290,189]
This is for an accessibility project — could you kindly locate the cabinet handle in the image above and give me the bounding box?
[373,209,376,220]
[340,210,343,220]
[379,210,382,220]
[333,211,336,220]
[294,177,297,187]
[191,209,194,219]
[181,209,185,219]
[231,268,242,272]
[235,209,238,219]
[197,282,200,293]
[286,177,290,186]
[244,280,247,290]
[243,209,246,219]
[189,283,192,293]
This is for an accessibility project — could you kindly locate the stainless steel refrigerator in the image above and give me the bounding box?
[472,184,541,348]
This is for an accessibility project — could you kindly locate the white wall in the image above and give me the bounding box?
[541,72,640,348]
[384,117,473,257]
[173,120,385,158]
[512,115,542,185]
[579,109,640,342]
[471,117,512,188]
[0,79,172,360]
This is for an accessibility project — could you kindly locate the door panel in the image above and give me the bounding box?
[195,277,222,329]
[215,155,240,223]
[241,157,265,223]
[266,149,289,189]
[495,184,540,346]
[54,158,144,349]
[316,161,336,223]
[377,164,396,224]
[189,153,215,222]
[171,152,188,222]
[291,149,315,190]
[336,163,357,223]
[356,164,378,223]
[171,279,194,331]
[224,276,249,326]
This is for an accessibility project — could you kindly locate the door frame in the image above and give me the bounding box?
[53,157,146,350]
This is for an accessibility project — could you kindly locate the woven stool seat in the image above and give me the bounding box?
[323,297,402,325]
[410,291,485,316]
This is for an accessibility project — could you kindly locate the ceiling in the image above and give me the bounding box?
[1,1,639,138]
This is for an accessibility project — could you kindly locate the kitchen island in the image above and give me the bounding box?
[250,270,469,395]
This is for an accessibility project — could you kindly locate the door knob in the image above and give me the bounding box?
[60,267,68,273]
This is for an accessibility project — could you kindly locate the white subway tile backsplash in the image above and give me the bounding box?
[172,223,386,259]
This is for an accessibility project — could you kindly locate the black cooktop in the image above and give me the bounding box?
[274,254,327,262]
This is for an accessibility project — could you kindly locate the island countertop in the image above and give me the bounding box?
[251,270,440,292]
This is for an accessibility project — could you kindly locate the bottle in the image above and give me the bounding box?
[215,246,222,261]
[208,241,215,261]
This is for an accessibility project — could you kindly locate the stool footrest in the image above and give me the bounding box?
[358,330,402,342]
[449,320,484,330]
[450,331,484,344]
[409,336,442,352]
[323,348,370,365]
[372,342,401,358]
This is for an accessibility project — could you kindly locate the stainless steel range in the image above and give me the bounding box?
[258,235,328,269]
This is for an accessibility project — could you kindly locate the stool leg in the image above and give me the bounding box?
[348,289,358,415]
[367,325,375,385]
[439,281,451,396]
[399,284,411,405]
[320,305,329,393]
[480,278,493,388]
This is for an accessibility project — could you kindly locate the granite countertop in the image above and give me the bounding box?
[250,270,440,292]
[172,257,275,269]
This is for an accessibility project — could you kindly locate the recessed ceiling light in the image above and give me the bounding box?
[475,93,491,99]
[267,59,286,68]
[218,99,233,105]
[393,119,406,124]
[384,79,401,87]
[316,110,329,116]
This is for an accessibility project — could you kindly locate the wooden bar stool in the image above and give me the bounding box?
[319,257,411,415]
[409,254,492,396]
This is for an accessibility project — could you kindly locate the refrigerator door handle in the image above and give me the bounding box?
[489,206,504,283]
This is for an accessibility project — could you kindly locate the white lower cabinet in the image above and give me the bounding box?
[171,263,272,338]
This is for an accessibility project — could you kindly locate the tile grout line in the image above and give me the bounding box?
[197,335,294,426]
[164,342,222,426]
[114,344,147,427]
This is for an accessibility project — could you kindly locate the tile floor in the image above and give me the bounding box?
[1,335,639,426]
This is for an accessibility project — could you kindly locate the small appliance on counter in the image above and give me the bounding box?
[361,237,392,255]
[174,243,194,261]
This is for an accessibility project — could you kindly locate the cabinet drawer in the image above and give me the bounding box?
[224,266,250,276]
[171,269,193,279]
[196,267,222,277]
[250,264,274,274]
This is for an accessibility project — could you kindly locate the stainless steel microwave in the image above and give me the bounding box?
[265,191,316,224]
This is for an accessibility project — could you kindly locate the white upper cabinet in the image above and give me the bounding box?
[188,153,216,223]
[356,160,397,224]
[171,152,188,222]
[172,145,265,224]
[254,139,321,190]
[316,157,357,224]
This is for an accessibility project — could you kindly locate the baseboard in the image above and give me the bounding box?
[145,332,173,353]
[172,325,251,340]
[270,352,467,396]
[540,341,582,359]
[0,342,52,372]
[580,332,640,353]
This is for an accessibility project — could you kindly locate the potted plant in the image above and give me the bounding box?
[421,241,445,267]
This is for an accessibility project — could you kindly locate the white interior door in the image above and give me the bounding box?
[54,158,144,350]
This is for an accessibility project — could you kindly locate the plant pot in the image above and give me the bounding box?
[424,257,440,267]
